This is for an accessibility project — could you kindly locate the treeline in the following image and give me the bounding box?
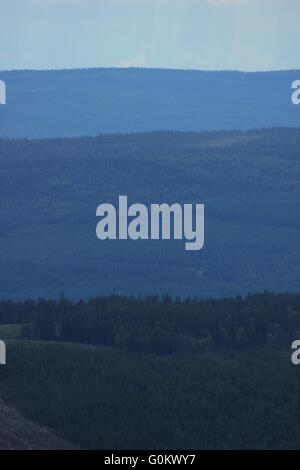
[1,291,300,354]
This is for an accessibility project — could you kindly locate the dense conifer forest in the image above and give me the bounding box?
[0,290,299,449]
[1,128,299,299]
[1,291,299,354]
[0,125,299,449]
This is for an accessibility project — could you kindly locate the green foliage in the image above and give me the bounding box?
[0,340,299,449]
[0,324,21,340]
[6,291,299,354]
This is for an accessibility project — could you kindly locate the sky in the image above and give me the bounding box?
[1,0,300,72]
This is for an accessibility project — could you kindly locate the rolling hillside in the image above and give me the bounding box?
[0,339,298,450]
[0,68,300,138]
[0,128,299,300]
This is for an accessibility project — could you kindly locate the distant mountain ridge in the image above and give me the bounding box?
[0,68,300,138]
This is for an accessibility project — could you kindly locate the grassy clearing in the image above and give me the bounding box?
[0,324,22,340]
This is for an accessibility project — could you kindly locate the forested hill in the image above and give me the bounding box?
[0,128,299,300]
[0,68,300,138]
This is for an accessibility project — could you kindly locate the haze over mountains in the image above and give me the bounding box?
[0,68,299,299]
[0,68,300,138]
[0,128,299,300]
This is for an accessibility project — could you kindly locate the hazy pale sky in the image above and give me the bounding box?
[1,0,299,71]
